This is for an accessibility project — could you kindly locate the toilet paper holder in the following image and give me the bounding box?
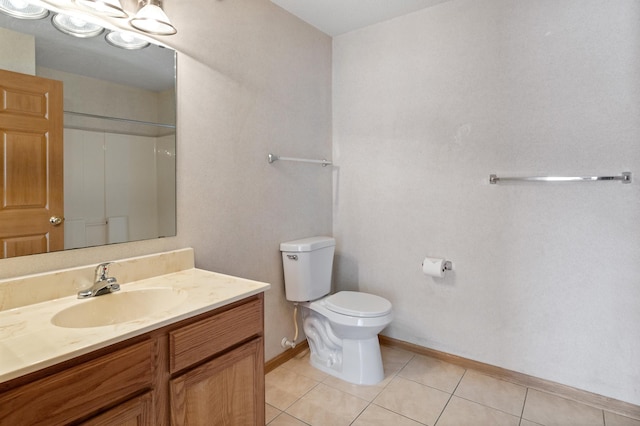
[421,257,453,278]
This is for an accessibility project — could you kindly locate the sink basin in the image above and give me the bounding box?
[51,288,188,328]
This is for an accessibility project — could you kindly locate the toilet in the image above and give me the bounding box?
[280,236,393,385]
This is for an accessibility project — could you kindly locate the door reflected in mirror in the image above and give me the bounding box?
[0,6,176,259]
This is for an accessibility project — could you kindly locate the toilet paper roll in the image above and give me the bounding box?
[422,257,447,278]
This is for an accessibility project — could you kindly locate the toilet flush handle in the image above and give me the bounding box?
[287,254,298,260]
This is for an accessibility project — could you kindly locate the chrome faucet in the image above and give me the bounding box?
[77,262,121,299]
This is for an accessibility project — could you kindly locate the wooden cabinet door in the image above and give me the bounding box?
[170,338,265,426]
[81,392,152,426]
[0,68,63,258]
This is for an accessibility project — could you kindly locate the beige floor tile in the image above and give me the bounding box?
[398,354,466,393]
[373,376,450,425]
[266,345,634,426]
[454,370,527,416]
[605,411,640,426]
[322,374,386,402]
[436,396,520,426]
[285,343,399,402]
[522,389,604,426]
[280,351,329,382]
[266,403,282,424]
[381,345,415,375]
[352,404,424,426]
[269,412,309,426]
[286,383,369,426]
[265,367,319,410]
[520,419,544,426]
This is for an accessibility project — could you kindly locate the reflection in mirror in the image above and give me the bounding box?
[0,5,176,259]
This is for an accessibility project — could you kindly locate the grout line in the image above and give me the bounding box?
[368,402,431,426]
[518,388,530,426]
[432,367,467,425]
[267,372,323,413]
[279,382,320,424]
[271,411,312,425]
[451,393,526,420]
[347,400,370,426]
[348,353,421,425]
[432,390,455,425]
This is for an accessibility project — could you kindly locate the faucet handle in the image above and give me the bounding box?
[95,262,113,280]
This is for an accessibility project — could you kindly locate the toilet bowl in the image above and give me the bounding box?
[300,291,393,385]
[280,236,393,385]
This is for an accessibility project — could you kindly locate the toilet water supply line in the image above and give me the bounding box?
[281,303,299,349]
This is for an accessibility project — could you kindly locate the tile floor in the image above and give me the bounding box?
[265,346,640,426]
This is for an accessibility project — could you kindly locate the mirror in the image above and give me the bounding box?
[0,7,176,258]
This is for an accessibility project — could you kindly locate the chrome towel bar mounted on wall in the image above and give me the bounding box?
[268,153,332,167]
[489,172,632,184]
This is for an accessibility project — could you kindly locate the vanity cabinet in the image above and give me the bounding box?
[0,294,264,426]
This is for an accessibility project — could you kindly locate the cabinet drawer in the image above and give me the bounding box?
[0,339,153,426]
[170,297,263,373]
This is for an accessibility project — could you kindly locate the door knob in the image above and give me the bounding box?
[49,216,64,226]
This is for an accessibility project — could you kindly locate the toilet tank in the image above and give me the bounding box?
[280,236,335,302]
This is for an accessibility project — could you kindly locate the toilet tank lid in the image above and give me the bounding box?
[280,236,335,252]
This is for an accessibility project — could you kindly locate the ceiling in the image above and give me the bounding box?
[270,0,450,36]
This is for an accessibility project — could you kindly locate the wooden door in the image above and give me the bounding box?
[170,338,265,425]
[0,69,63,258]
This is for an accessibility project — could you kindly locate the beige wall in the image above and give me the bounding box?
[333,0,640,406]
[0,0,332,362]
[167,0,333,361]
[0,27,35,75]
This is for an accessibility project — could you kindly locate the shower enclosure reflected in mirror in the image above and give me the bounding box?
[0,7,176,259]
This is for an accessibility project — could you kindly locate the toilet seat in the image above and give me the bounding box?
[305,294,393,329]
[325,291,392,318]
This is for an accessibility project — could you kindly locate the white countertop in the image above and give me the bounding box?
[0,268,270,384]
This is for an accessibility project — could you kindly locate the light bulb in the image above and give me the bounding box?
[8,0,28,9]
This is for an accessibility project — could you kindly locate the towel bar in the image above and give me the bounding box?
[489,172,631,184]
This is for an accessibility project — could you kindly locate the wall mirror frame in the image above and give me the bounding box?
[0,3,177,259]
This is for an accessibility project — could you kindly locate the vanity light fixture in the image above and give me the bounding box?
[105,30,149,49]
[52,12,104,38]
[0,0,49,19]
[2,0,177,39]
[130,0,176,35]
[75,0,127,18]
